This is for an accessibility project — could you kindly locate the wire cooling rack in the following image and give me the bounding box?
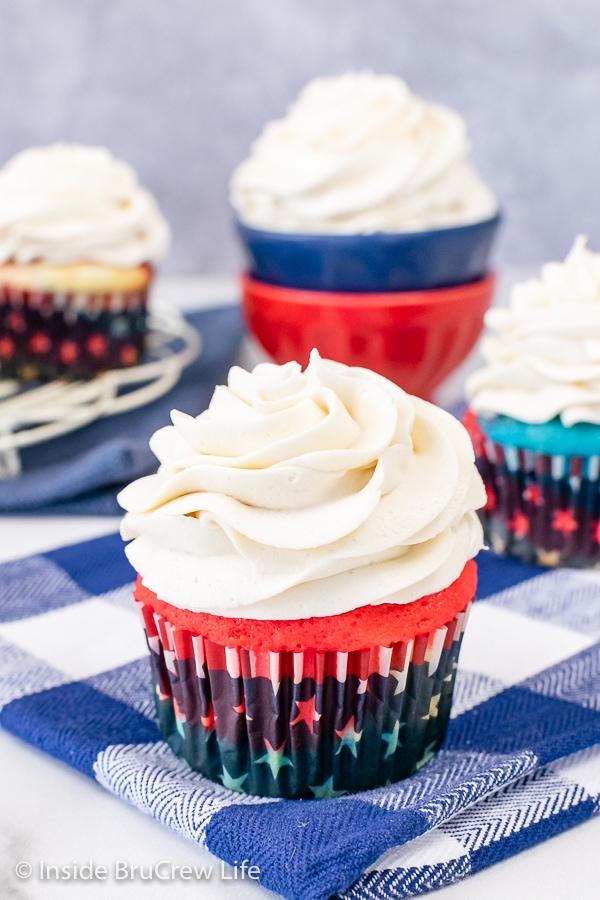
[0,303,202,478]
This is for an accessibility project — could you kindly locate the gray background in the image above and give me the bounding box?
[1,0,599,274]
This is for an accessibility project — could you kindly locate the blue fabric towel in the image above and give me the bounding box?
[0,534,598,899]
[0,305,245,514]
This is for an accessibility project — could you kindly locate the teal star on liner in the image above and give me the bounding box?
[415,741,438,770]
[309,776,347,799]
[256,740,293,779]
[381,720,405,758]
[335,716,363,757]
[219,766,248,793]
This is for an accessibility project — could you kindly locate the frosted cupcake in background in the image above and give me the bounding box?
[119,351,485,798]
[0,144,170,380]
[232,71,496,235]
[465,236,600,567]
[231,72,500,292]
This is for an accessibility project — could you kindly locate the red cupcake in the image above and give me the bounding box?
[119,351,485,798]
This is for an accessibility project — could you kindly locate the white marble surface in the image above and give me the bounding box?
[0,273,598,898]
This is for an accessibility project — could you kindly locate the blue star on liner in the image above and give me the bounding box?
[381,720,405,758]
[219,766,248,793]
[309,776,347,799]
[335,716,363,757]
[256,740,294,779]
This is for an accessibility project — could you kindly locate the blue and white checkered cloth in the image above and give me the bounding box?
[0,534,599,899]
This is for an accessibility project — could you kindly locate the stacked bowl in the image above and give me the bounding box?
[233,72,500,399]
[238,216,499,401]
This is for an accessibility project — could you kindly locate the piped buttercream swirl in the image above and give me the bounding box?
[230,72,497,234]
[0,144,170,267]
[119,351,485,619]
[467,236,600,426]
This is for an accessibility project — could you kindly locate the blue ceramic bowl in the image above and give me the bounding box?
[236,213,501,293]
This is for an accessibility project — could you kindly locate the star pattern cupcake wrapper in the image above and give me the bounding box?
[0,281,148,379]
[135,588,474,799]
[465,415,600,568]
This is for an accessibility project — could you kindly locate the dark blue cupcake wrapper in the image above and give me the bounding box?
[136,594,473,799]
[0,282,148,380]
[471,430,600,568]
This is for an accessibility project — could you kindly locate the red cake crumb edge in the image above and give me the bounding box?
[134,560,477,653]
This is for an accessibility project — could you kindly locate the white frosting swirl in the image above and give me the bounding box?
[0,144,170,267]
[119,352,485,619]
[467,236,600,426]
[230,72,497,234]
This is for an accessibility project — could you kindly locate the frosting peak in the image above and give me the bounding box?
[0,143,170,267]
[119,351,485,619]
[230,72,497,234]
[467,236,600,426]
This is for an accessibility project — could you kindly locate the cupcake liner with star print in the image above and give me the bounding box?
[0,277,149,380]
[465,410,600,568]
[133,565,476,800]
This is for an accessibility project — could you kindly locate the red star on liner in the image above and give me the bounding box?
[60,341,79,364]
[200,704,217,730]
[0,336,14,358]
[120,343,138,366]
[29,331,51,354]
[507,511,530,538]
[552,509,578,536]
[5,311,26,333]
[87,333,107,357]
[523,484,543,506]
[290,696,321,733]
[232,699,246,715]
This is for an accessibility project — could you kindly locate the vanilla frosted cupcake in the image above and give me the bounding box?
[465,236,600,567]
[0,144,170,379]
[119,351,485,798]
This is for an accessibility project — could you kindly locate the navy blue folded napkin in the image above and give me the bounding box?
[0,305,245,514]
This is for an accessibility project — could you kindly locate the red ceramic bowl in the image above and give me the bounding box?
[241,273,495,400]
